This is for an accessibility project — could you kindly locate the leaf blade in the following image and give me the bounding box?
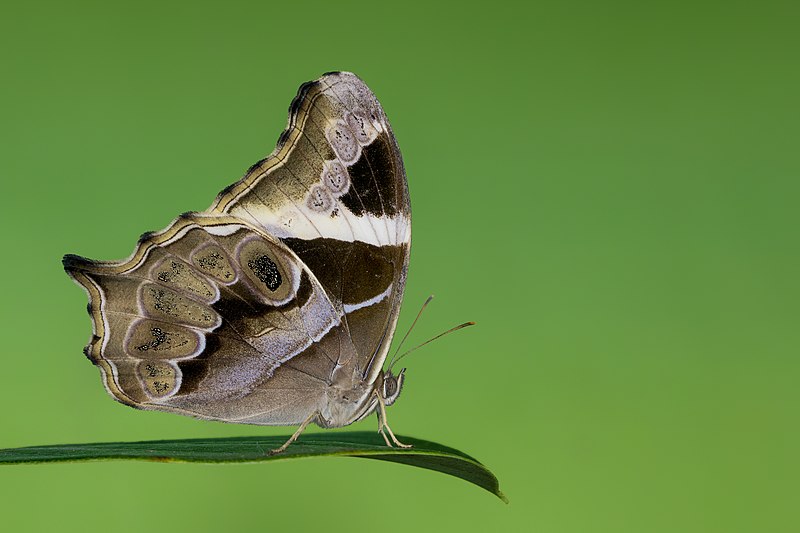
[0,432,506,502]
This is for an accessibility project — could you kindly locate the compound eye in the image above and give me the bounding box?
[384,377,397,398]
[383,372,405,406]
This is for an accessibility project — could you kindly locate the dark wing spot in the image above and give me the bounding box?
[246,158,268,176]
[62,254,96,272]
[248,255,282,291]
[138,231,157,244]
[136,327,167,351]
[197,252,232,280]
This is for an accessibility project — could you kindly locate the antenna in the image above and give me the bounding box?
[387,294,435,370]
[387,295,475,372]
[389,321,475,372]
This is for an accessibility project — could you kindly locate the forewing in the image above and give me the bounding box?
[211,71,411,383]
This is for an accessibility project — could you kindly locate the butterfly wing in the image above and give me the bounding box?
[211,72,411,386]
[64,72,410,425]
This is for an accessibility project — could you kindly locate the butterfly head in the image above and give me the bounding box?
[382,368,405,406]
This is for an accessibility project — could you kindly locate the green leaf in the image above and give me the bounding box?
[0,432,506,502]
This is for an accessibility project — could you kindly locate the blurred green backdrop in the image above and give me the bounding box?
[1,1,798,531]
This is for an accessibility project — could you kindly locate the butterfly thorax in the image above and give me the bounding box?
[318,379,378,428]
[316,368,405,428]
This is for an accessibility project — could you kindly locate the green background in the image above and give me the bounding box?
[1,1,798,531]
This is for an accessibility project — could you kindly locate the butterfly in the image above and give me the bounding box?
[64,72,414,453]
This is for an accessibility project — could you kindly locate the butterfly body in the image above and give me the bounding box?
[64,73,411,446]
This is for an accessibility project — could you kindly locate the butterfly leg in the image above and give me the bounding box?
[269,412,316,455]
[375,392,412,449]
